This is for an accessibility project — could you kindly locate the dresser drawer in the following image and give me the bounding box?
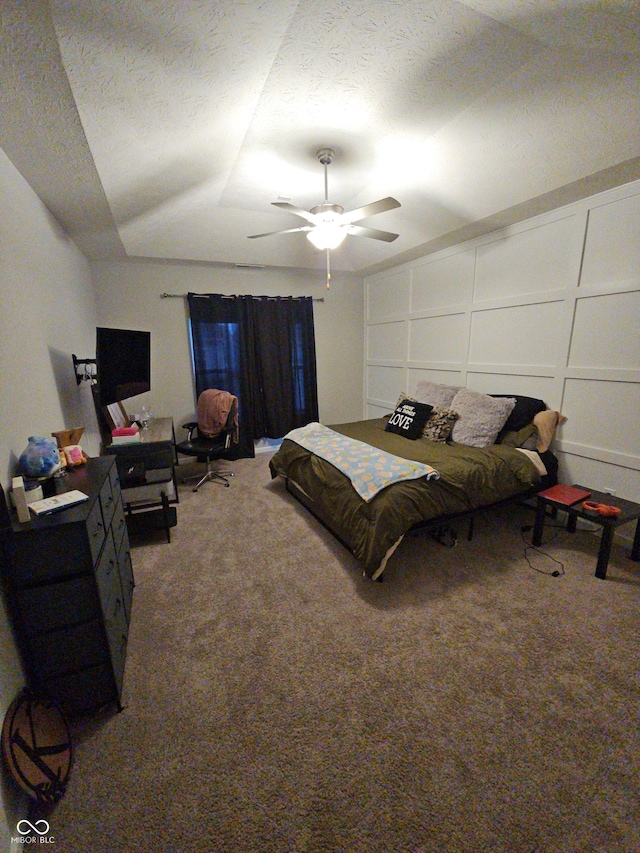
[16,575,100,636]
[28,620,108,679]
[99,469,117,530]
[117,541,134,623]
[95,531,120,617]
[86,496,107,565]
[111,498,127,551]
[104,600,129,693]
[108,459,122,499]
[10,525,93,586]
[112,638,127,696]
[43,663,118,716]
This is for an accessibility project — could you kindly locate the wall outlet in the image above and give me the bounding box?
[604,487,616,496]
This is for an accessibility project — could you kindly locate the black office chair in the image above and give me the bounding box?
[176,391,238,491]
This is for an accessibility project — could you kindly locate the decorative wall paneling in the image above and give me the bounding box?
[365,179,640,541]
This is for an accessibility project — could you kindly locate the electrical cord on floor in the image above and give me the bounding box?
[520,523,566,577]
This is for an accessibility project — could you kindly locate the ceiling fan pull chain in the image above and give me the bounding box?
[326,249,331,289]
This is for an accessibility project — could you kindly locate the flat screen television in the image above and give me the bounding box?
[95,327,151,407]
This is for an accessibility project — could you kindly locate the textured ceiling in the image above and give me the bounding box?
[2,1,640,276]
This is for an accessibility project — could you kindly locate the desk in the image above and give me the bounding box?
[533,485,640,579]
[105,417,178,541]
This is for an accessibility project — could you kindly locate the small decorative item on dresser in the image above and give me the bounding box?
[11,477,30,523]
[17,436,62,480]
[51,427,89,467]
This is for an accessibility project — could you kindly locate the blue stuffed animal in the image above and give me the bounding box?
[18,436,62,479]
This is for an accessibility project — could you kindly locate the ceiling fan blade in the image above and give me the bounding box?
[341,197,401,225]
[348,224,399,242]
[248,225,312,239]
[271,202,318,224]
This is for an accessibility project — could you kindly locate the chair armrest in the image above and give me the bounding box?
[181,421,198,440]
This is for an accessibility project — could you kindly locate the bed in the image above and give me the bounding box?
[269,383,561,579]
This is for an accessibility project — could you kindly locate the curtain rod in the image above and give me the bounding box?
[160,292,324,302]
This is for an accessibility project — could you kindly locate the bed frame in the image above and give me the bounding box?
[284,476,540,579]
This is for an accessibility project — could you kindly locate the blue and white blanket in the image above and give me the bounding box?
[284,422,439,502]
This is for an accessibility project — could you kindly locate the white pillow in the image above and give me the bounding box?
[414,381,462,409]
[450,388,516,448]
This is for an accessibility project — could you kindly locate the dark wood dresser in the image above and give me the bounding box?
[1,456,134,716]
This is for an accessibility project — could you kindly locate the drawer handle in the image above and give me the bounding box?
[92,522,104,537]
[114,597,122,615]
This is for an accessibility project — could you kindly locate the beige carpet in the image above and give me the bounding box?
[31,453,640,852]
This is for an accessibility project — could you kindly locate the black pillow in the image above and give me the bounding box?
[491,394,546,432]
[385,400,433,440]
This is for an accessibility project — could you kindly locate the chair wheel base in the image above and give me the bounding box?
[184,467,234,492]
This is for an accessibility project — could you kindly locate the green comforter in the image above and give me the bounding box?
[269,418,540,578]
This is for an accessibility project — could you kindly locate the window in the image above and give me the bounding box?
[188,319,241,393]
[187,294,319,456]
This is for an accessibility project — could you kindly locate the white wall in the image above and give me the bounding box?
[365,179,640,537]
[89,261,365,431]
[0,148,100,849]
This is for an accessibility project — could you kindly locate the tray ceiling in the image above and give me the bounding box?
[1,0,639,275]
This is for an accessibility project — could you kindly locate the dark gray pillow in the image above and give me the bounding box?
[491,394,546,431]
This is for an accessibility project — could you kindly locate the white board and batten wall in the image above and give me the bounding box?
[364,178,640,527]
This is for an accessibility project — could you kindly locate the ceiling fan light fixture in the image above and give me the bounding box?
[306,224,348,251]
[247,146,401,287]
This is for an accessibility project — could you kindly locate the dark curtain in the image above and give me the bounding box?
[187,294,319,457]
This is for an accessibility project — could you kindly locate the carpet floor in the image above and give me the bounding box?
[30,452,640,852]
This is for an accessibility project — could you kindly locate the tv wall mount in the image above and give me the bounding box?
[72,354,96,385]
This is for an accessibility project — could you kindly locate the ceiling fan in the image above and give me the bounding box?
[248,148,401,287]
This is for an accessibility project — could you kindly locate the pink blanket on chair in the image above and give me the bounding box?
[197,389,238,441]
